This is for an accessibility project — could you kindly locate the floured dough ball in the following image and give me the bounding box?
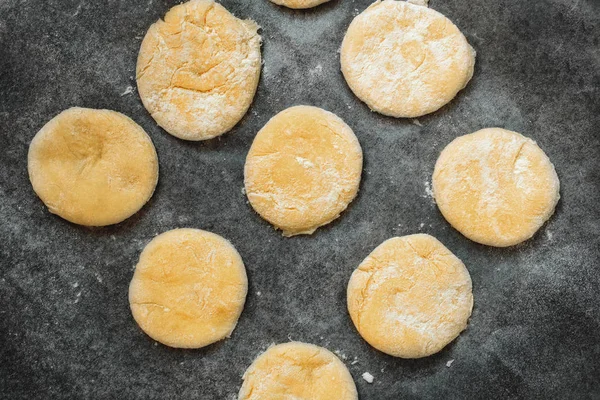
[129,229,247,348]
[269,0,331,9]
[433,128,560,247]
[239,342,358,400]
[28,107,158,226]
[137,0,262,141]
[347,234,473,358]
[244,106,363,236]
[340,0,475,118]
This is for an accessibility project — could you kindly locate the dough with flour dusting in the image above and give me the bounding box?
[269,0,331,9]
[244,106,363,236]
[129,229,248,348]
[433,128,560,247]
[341,0,475,118]
[28,107,158,226]
[347,234,473,358]
[238,342,358,400]
[137,0,262,140]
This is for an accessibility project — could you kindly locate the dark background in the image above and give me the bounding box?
[1,0,599,398]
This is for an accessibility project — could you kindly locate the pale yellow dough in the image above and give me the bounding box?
[244,106,363,236]
[340,0,475,118]
[27,107,158,226]
[269,0,330,9]
[347,234,473,358]
[238,342,358,400]
[137,0,262,141]
[433,128,560,247]
[129,229,247,348]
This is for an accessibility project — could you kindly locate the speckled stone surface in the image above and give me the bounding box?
[1,0,599,399]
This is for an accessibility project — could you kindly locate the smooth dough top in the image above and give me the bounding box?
[269,0,331,9]
[28,107,158,227]
[244,106,363,236]
[433,128,560,247]
[238,342,358,400]
[347,234,473,358]
[340,0,475,118]
[137,0,262,141]
[129,228,248,348]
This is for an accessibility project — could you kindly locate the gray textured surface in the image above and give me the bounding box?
[1,0,599,398]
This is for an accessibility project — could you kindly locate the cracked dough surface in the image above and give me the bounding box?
[137,0,262,141]
[269,0,331,9]
[27,107,158,226]
[433,128,561,247]
[238,342,358,400]
[244,106,363,236]
[340,0,475,118]
[129,228,247,348]
[347,234,473,358]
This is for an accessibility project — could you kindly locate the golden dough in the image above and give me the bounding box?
[137,0,262,141]
[433,128,560,247]
[269,0,331,9]
[27,107,158,226]
[129,229,247,348]
[347,234,473,358]
[238,342,358,400]
[244,106,363,236]
[340,0,475,118]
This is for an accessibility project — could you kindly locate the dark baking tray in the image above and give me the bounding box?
[1,0,599,398]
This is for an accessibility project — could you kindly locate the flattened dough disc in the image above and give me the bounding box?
[269,0,331,9]
[347,234,473,358]
[244,106,363,236]
[129,228,248,348]
[433,128,560,247]
[239,342,358,400]
[28,107,158,226]
[137,0,262,140]
[341,0,475,118]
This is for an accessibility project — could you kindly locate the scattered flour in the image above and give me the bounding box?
[120,86,134,96]
[362,372,374,383]
[423,180,434,200]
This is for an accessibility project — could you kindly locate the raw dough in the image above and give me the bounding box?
[244,106,363,236]
[28,107,158,226]
[238,342,358,400]
[137,0,262,141]
[433,128,560,247]
[347,234,473,358]
[129,228,247,348]
[340,0,475,118]
[269,0,331,9]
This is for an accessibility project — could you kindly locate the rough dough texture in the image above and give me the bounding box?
[340,0,475,118]
[238,342,358,400]
[137,0,262,141]
[129,229,247,348]
[269,0,330,9]
[244,106,363,236]
[347,234,473,358]
[433,128,561,247]
[28,107,158,226]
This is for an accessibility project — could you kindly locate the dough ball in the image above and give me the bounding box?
[239,342,358,400]
[340,0,475,118]
[433,128,560,247]
[269,0,331,9]
[347,234,473,358]
[27,107,158,227]
[129,228,248,348]
[244,106,363,236]
[137,0,262,141]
